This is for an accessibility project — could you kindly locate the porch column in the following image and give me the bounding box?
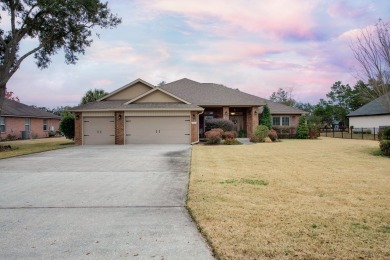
[191,111,199,143]
[115,111,124,145]
[246,107,259,137]
[223,107,229,120]
[74,112,82,145]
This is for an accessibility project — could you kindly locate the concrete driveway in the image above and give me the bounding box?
[0,145,214,259]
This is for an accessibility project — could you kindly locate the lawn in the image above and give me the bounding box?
[0,137,74,159]
[188,137,390,259]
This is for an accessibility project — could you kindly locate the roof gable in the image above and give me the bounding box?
[100,79,154,101]
[1,99,61,119]
[125,87,190,104]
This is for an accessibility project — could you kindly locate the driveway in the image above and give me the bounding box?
[0,145,214,259]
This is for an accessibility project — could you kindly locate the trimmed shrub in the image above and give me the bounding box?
[60,115,75,140]
[223,138,242,145]
[296,116,309,139]
[204,129,222,144]
[378,126,390,141]
[268,129,278,142]
[264,137,273,143]
[223,131,237,139]
[308,125,320,139]
[205,119,233,132]
[251,125,269,143]
[210,128,224,136]
[5,134,17,141]
[379,140,390,156]
[260,105,272,129]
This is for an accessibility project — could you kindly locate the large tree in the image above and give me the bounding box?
[0,0,121,114]
[80,88,107,104]
[269,88,296,107]
[350,19,390,111]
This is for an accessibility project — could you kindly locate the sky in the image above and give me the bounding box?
[3,0,390,108]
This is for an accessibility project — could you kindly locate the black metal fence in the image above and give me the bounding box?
[320,127,381,141]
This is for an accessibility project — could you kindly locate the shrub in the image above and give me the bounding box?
[5,134,17,141]
[204,129,222,144]
[268,129,278,142]
[210,128,224,136]
[251,125,269,143]
[260,105,272,129]
[48,131,56,137]
[273,126,296,139]
[378,126,390,141]
[379,140,390,156]
[205,119,233,132]
[223,131,237,139]
[308,125,320,139]
[60,115,75,140]
[296,116,309,139]
[223,138,242,145]
[238,129,246,138]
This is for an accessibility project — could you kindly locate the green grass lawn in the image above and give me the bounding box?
[188,137,390,259]
[0,137,75,159]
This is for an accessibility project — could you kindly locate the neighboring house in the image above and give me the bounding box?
[70,78,306,145]
[0,99,61,140]
[347,93,390,130]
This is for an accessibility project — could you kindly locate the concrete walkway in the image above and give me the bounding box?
[0,145,214,259]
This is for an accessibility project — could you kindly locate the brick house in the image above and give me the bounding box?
[0,99,61,140]
[70,78,306,145]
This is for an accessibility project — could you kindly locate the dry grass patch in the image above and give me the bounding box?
[0,137,74,159]
[188,137,390,259]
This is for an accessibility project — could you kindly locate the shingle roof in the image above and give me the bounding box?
[70,100,203,111]
[1,99,61,119]
[160,78,266,106]
[347,93,390,117]
[161,78,306,114]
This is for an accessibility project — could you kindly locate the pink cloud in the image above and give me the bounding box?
[142,0,320,40]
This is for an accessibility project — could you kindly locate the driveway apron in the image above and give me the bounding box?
[0,145,214,259]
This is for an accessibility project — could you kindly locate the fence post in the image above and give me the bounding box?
[351,127,353,139]
[333,127,335,137]
[325,128,327,137]
[361,128,364,139]
[374,128,376,141]
[341,129,343,139]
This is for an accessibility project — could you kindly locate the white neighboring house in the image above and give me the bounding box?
[347,93,390,131]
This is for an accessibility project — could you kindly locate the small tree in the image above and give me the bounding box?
[205,119,233,132]
[296,116,309,139]
[260,104,272,129]
[59,115,75,140]
[250,125,269,143]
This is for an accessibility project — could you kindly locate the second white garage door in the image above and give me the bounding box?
[126,117,191,144]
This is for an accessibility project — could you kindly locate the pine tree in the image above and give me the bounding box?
[296,116,309,139]
[260,105,272,129]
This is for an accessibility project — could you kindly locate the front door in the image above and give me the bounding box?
[230,115,243,133]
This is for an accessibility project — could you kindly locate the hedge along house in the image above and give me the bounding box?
[71,78,306,145]
[0,99,61,140]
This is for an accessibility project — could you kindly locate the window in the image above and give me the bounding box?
[43,119,48,131]
[272,117,280,126]
[282,117,290,126]
[272,116,290,126]
[25,118,30,132]
[0,117,5,133]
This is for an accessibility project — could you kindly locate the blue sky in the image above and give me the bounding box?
[4,0,390,108]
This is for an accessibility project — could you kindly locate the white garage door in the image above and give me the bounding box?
[126,117,191,144]
[83,117,115,145]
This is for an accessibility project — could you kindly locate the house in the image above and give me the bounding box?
[347,93,390,130]
[70,78,306,145]
[0,99,61,140]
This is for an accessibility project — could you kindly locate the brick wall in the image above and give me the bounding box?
[191,111,199,143]
[115,111,124,145]
[0,116,60,139]
[74,112,82,145]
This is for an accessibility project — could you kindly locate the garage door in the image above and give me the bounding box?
[126,117,190,144]
[83,117,115,145]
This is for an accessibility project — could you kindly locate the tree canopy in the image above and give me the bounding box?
[0,0,121,113]
[270,88,296,107]
[80,88,108,104]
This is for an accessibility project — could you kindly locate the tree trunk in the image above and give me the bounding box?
[0,82,6,116]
